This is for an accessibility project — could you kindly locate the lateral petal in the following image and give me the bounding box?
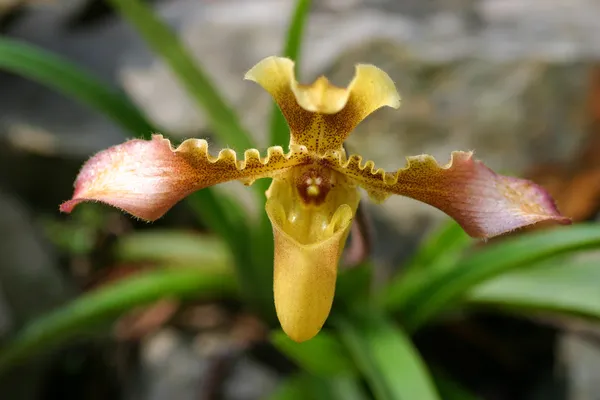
[60,134,310,220]
[327,150,570,238]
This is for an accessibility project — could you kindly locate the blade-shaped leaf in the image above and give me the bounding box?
[106,0,276,313]
[107,0,255,151]
[269,0,311,147]
[244,209,277,318]
[115,229,232,267]
[186,189,251,250]
[468,260,600,319]
[0,27,260,316]
[0,267,236,373]
[270,373,368,400]
[400,224,600,331]
[0,38,155,138]
[271,330,355,376]
[336,263,372,306]
[0,39,250,266]
[433,369,481,400]
[404,220,471,273]
[334,309,440,400]
[380,220,471,311]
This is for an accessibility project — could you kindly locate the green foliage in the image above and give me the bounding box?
[42,204,109,256]
[379,220,471,312]
[269,0,312,147]
[114,229,232,267]
[106,0,283,311]
[0,267,236,372]
[468,259,600,319]
[2,0,600,399]
[106,0,254,151]
[271,330,355,376]
[270,373,368,400]
[433,371,482,400]
[397,224,600,331]
[0,38,155,138]
[335,310,441,400]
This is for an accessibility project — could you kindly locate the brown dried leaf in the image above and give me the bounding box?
[523,65,600,223]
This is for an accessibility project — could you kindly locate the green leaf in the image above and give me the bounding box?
[0,39,248,239]
[269,0,311,147]
[106,0,275,314]
[0,22,260,318]
[107,0,254,151]
[433,369,481,400]
[186,189,249,247]
[0,38,155,138]
[186,189,267,308]
[0,267,236,373]
[380,220,471,311]
[335,309,440,400]
[400,224,600,331]
[115,229,232,267]
[404,220,471,273]
[269,373,368,400]
[336,263,372,307]
[0,39,249,269]
[271,330,355,376]
[468,260,600,319]
[269,374,328,400]
[245,210,277,319]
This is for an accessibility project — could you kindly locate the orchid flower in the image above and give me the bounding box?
[60,56,569,342]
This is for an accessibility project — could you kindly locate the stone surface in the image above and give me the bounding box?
[127,329,208,400]
[1,0,600,398]
[0,189,71,327]
[223,355,279,400]
[0,189,73,400]
[116,1,594,263]
[559,331,600,400]
[126,328,278,400]
[1,0,596,264]
[0,0,163,157]
[329,44,589,249]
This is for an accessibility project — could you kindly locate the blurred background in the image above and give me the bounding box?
[1,0,600,399]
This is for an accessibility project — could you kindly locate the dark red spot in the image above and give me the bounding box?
[296,168,331,205]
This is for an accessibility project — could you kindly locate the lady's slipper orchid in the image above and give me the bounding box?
[61,56,570,342]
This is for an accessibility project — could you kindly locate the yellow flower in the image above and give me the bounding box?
[61,56,570,342]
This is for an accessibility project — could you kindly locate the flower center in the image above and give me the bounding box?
[296,168,331,205]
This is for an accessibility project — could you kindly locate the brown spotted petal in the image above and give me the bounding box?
[327,151,571,238]
[244,56,400,154]
[60,134,309,220]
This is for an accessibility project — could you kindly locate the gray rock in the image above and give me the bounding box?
[119,1,594,259]
[0,189,71,326]
[0,0,182,157]
[0,189,72,400]
[1,0,593,264]
[4,0,599,157]
[0,285,13,339]
[223,355,279,400]
[127,328,278,400]
[328,44,589,242]
[127,329,208,400]
[559,331,600,400]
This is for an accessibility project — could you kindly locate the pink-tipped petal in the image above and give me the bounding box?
[60,134,310,220]
[327,150,571,238]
